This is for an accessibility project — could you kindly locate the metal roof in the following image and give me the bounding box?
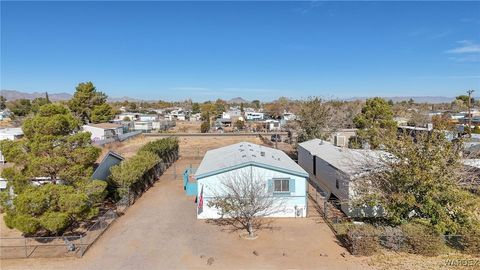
[195,142,308,179]
[0,128,23,136]
[85,123,122,130]
[298,139,389,178]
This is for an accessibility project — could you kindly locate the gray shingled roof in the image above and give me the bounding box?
[298,139,389,178]
[195,142,308,178]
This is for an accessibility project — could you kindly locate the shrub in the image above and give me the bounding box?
[12,214,40,235]
[379,226,405,251]
[4,184,101,235]
[76,179,108,204]
[139,137,179,162]
[200,121,210,133]
[401,221,445,256]
[39,212,71,234]
[458,225,480,256]
[110,151,160,195]
[346,224,379,256]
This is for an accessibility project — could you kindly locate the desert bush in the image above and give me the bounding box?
[458,225,480,256]
[200,121,210,133]
[346,224,379,256]
[401,221,445,256]
[39,212,71,234]
[379,226,405,251]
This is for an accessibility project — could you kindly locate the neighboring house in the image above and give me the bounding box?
[0,127,24,141]
[222,109,242,119]
[298,139,387,217]
[117,112,140,122]
[0,110,12,121]
[138,114,158,122]
[190,113,201,122]
[282,111,296,121]
[92,151,124,181]
[83,123,124,142]
[265,119,281,131]
[0,128,24,164]
[167,109,187,121]
[0,178,7,192]
[245,111,264,121]
[134,121,153,132]
[193,142,309,219]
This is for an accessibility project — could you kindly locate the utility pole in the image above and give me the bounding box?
[467,89,474,137]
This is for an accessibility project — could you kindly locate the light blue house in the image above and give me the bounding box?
[193,142,309,219]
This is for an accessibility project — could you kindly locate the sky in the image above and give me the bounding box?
[1,1,480,101]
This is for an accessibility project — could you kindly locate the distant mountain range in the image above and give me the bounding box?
[227,97,249,104]
[346,96,458,104]
[0,90,72,101]
[0,90,465,104]
[0,90,144,102]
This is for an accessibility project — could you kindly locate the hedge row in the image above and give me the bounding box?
[110,137,179,199]
[138,137,179,163]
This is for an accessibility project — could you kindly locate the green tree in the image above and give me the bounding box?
[201,121,210,133]
[68,81,109,123]
[2,104,99,184]
[191,102,200,114]
[297,97,333,142]
[90,103,114,123]
[0,95,6,110]
[31,95,51,114]
[251,100,261,110]
[456,95,474,105]
[3,183,105,235]
[357,132,480,234]
[234,119,245,130]
[353,97,397,149]
[473,126,480,134]
[8,99,32,116]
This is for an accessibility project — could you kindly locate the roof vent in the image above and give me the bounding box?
[242,154,247,158]
[260,151,265,157]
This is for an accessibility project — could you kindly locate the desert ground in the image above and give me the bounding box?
[1,136,476,270]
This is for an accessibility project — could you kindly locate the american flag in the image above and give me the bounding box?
[197,185,204,215]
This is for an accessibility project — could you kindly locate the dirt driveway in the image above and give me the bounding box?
[1,142,372,270]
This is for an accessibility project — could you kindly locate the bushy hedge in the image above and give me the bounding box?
[346,224,379,256]
[3,181,106,235]
[458,225,480,256]
[139,137,179,163]
[400,221,445,256]
[110,137,179,199]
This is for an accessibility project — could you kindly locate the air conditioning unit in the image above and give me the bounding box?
[334,135,346,147]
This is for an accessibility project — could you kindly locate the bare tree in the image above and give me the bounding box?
[207,170,285,238]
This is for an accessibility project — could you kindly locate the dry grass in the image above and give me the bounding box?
[369,251,478,270]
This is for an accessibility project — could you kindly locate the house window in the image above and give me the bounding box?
[336,179,339,189]
[274,179,290,193]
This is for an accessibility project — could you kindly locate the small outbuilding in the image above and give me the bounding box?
[194,142,309,219]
